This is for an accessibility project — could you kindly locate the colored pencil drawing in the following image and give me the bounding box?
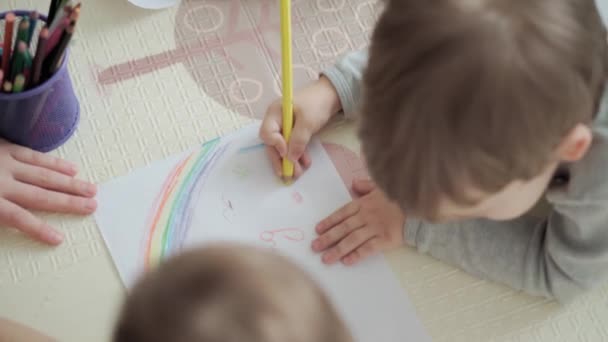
[259,228,305,248]
[221,195,235,222]
[238,142,266,154]
[232,164,250,178]
[95,124,430,342]
[142,138,228,269]
[292,190,303,204]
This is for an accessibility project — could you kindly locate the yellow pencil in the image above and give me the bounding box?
[280,0,294,180]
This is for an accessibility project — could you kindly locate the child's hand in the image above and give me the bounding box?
[259,76,342,179]
[0,140,97,245]
[312,179,405,265]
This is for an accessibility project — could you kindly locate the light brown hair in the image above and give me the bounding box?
[113,244,352,342]
[360,0,608,219]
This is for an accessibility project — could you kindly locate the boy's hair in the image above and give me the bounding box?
[113,244,351,342]
[360,0,608,219]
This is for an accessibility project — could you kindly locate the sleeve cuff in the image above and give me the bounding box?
[321,66,357,119]
[404,218,423,247]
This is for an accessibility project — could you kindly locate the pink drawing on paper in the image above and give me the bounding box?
[292,191,303,204]
[260,228,305,247]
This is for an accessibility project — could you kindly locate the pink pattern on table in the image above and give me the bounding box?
[322,142,369,198]
[95,0,376,193]
[96,0,378,118]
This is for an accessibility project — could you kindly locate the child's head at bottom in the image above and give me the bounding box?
[113,244,352,342]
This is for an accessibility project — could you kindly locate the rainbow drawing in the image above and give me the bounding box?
[143,138,230,269]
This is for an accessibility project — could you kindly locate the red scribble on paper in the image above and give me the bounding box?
[292,191,303,204]
[260,228,305,247]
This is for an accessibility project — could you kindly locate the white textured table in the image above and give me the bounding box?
[1,1,607,341]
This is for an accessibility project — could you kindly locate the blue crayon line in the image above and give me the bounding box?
[238,143,265,154]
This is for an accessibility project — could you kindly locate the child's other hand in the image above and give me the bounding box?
[312,179,405,265]
[259,76,341,179]
[0,140,97,245]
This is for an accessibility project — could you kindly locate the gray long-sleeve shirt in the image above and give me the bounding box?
[323,50,608,302]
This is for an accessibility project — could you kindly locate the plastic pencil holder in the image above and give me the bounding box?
[0,10,79,152]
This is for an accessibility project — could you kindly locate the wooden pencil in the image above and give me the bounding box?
[280,0,294,180]
[31,28,49,87]
[2,13,16,77]
[27,11,39,46]
[47,0,60,26]
[47,23,74,75]
[13,74,25,93]
[10,42,27,81]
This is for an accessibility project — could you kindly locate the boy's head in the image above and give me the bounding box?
[360,0,608,221]
[113,244,351,342]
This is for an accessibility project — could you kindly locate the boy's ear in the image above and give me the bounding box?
[556,123,593,162]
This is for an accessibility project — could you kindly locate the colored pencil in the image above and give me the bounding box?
[3,81,12,93]
[47,0,60,26]
[31,28,49,87]
[10,42,27,81]
[70,5,80,22]
[46,18,70,54]
[2,13,16,77]
[23,49,33,86]
[280,0,294,180]
[49,1,73,33]
[13,18,30,52]
[27,11,39,47]
[24,49,33,68]
[13,74,25,93]
[47,23,74,75]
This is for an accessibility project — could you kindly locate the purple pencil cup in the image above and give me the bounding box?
[0,10,79,152]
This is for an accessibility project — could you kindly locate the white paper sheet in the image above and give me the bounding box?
[95,123,430,342]
[128,0,179,10]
